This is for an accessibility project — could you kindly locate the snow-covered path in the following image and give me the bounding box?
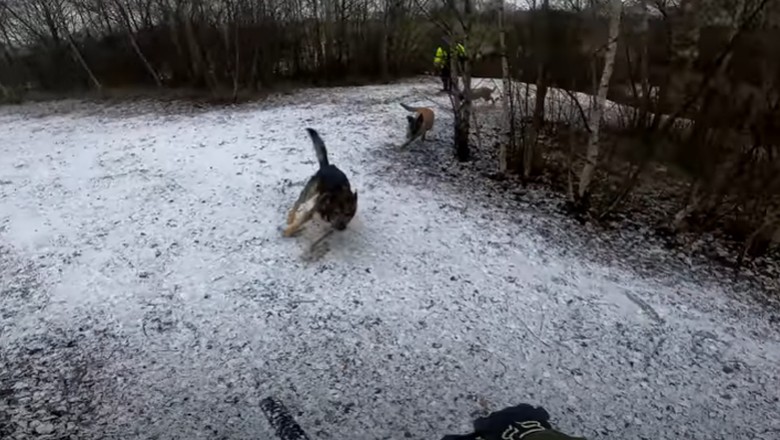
[1,79,778,440]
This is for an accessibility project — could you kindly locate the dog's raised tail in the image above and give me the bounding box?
[400,103,421,113]
[305,128,329,168]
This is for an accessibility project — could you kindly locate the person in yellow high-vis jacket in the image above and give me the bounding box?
[433,38,466,92]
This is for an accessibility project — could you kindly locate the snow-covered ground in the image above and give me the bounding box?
[1,77,778,440]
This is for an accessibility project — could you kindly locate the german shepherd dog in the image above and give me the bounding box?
[400,103,435,148]
[283,128,358,237]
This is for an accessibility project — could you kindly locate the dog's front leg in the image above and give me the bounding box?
[286,208,297,226]
[399,135,417,149]
[287,177,320,225]
[283,205,317,237]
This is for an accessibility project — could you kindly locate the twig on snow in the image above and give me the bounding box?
[520,316,575,354]
[519,317,553,349]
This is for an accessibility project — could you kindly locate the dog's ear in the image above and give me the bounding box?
[415,113,424,125]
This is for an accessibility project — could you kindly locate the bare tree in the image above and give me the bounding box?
[415,0,475,161]
[450,0,474,162]
[524,0,550,179]
[576,0,623,210]
[668,0,774,232]
[113,0,162,87]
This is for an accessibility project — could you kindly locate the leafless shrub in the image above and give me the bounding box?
[0,0,438,97]
[487,0,780,264]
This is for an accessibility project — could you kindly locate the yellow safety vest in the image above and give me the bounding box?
[433,44,466,67]
[433,46,447,68]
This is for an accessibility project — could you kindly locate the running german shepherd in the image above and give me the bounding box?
[400,103,435,148]
[283,128,358,237]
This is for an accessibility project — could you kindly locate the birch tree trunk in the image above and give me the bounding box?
[67,34,102,91]
[577,0,622,203]
[114,0,162,88]
[453,0,473,162]
[498,0,512,173]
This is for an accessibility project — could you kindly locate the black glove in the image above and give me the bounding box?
[440,403,556,440]
[473,403,552,440]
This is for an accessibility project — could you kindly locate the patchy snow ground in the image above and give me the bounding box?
[1,77,779,440]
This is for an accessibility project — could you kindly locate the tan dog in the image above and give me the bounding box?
[470,86,498,104]
[454,86,498,104]
[400,103,435,148]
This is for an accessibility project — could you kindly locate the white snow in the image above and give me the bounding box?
[1,77,778,440]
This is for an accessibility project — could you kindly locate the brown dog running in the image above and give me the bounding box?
[399,103,435,148]
[283,128,358,237]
